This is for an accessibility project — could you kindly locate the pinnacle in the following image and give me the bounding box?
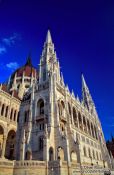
[46,29,52,44]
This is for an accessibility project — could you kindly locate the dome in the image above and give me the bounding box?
[11,57,37,79]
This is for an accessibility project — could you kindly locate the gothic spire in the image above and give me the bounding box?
[82,74,96,115]
[46,29,52,44]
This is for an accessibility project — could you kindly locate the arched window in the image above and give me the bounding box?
[5,106,8,118]
[17,112,19,123]
[91,123,95,138]
[87,120,91,135]
[93,150,95,159]
[1,104,5,116]
[5,130,16,160]
[73,108,78,127]
[68,103,71,115]
[37,99,44,115]
[88,148,91,158]
[61,101,65,117]
[83,146,87,157]
[83,116,87,132]
[78,112,83,130]
[96,151,99,160]
[14,110,17,121]
[10,108,13,120]
[94,126,98,140]
[49,147,54,161]
[39,137,43,150]
[43,69,46,81]
[68,103,72,123]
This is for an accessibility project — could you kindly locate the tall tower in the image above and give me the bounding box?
[39,30,60,84]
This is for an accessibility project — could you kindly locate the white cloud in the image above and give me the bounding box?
[0,46,6,54]
[6,62,19,70]
[2,33,21,46]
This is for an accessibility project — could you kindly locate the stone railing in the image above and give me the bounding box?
[14,160,46,167]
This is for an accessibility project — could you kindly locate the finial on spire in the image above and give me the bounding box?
[46,29,52,44]
[82,74,88,91]
[25,53,32,66]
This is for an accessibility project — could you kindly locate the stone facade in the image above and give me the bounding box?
[0,30,112,175]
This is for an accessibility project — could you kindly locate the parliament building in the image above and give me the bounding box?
[0,31,112,175]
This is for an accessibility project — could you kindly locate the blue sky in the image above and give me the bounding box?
[0,0,114,140]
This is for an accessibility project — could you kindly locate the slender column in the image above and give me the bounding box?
[1,136,7,158]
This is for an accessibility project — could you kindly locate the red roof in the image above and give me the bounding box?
[16,65,37,77]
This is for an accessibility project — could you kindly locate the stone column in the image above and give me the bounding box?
[1,135,7,158]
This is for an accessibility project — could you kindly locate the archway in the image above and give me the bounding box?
[0,125,4,157]
[5,130,16,160]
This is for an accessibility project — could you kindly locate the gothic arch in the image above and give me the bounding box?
[73,107,78,127]
[5,106,9,118]
[78,112,83,130]
[83,116,87,132]
[10,108,13,120]
[37,99,44,115]
[5,130,16,160]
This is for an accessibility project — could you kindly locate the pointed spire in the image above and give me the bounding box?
[46,29,52,44]
[82,74,96,115]
[82,74,89,92]
[25,53,32,67]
